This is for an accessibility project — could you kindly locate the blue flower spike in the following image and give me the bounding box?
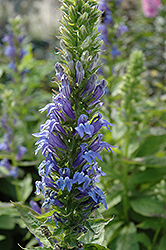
[33,0,115,248]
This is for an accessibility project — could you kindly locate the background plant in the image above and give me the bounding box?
[100,49,166,250]
[0,17,53,250]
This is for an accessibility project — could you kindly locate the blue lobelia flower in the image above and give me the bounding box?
[2,29,27,74]
[33,0,115,248]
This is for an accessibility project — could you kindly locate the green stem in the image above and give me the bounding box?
[151,218,164,249]
[15,73,34,159]
[122,127,130,223]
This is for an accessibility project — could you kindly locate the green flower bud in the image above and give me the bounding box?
[81,36,92,50]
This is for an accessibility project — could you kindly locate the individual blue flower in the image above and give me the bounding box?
[61,74,71,99]
[81,74,98,98]
[75,114,94,138]
[117,23,129,37]
[98,0,113,24]
[16,145,27,161]
[2,30,27,73]
[88,79,107,106]
[111,46,121,59]
[29,200,42,214]
[116,0,123,5]
[55,62,65,80]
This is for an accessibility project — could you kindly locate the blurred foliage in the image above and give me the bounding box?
[0,17,57,250]
[100,48,166,249]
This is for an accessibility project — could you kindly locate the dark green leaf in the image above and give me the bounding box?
[137,217,166,230]
[64,234,78,247]
[136,233,151,248]
[159,236,166,250]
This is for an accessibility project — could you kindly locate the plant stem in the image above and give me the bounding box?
[122,127,130,223]
[151,218,164,249]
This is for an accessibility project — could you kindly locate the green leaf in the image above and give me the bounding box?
[134,155,166,167]
[84,243,110,250]
[0,202,19,216]
[136,233,151,249]
[0,68,4,78]
[14,174,33,202]
[81,212,112,245]
[128,167,166,187]
[12,202,52,248]
[18,246,52,250]
[137,217,166,230]
[116,222,139,250]
[64,234,78,247]
[135,135,166,157]
[0,215,15,229]
[0,235,6,241]
[105,221,124,245]
[0,178,17,199]
[159,236,166,250]
[130,197,165,217]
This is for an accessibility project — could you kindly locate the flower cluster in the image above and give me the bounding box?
[141,0,161,18]
[0,86,27,179]
[33,0,115,248]
[98,0,129,59]
[0,114,27,178]
[2,18,27,73]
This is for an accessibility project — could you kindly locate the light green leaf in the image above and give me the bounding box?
[116,222,139,250]
[84,243,110,250]
[135,135,166,157]
[18,174,33,202]
[128,167,166,187]
[12,202,52,248]
[18,245,52,250]
[134,155,166,167]
[0,68,4,78]
[0,202,19,216]
[105,221,124,245]
[81,212,113,245]
[130,197,165,217]
[0,234,6,241]
[0,215,15,229]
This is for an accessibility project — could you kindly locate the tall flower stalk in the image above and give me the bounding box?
[14,0,114,249]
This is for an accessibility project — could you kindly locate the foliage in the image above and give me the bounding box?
[0,17,53,250]
[100,48,166,250]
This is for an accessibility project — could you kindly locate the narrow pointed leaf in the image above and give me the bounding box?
[12,202,52,248]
